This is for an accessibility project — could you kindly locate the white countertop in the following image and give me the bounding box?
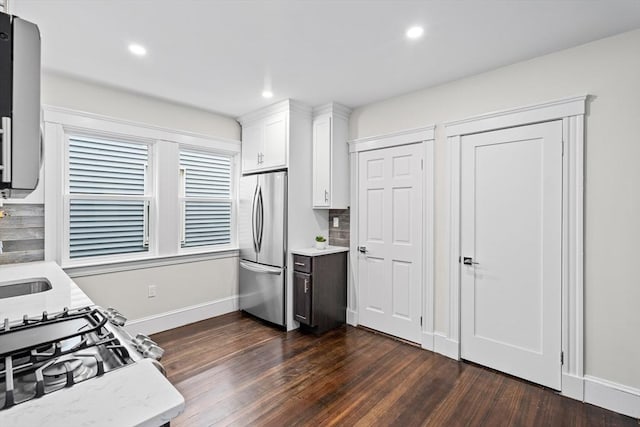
[291,246,350,257]
[0,261,93,321]
[0,261,185,426]
[0,359,184,427]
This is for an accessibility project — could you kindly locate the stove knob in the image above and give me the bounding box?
[133,334,160,353]
[110,313,127,327]
[105,307,120,317]
[132,333,151,347]
[105,307,127,326]
[143,344,165,361]
[134,333,149,340]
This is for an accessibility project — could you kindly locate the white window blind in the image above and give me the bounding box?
[67,136,150,259]
[180,149,232,248]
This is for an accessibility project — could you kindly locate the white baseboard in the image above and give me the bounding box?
[434,333,459,360]
[125,295,239,336]
[561,373,584,400]
[346,309,358,326]
[421,331,434,351]
[584,375,640,419]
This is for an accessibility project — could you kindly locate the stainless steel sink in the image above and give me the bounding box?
[0,278,52,299]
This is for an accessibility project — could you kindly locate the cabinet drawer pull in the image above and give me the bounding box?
[294,262,306,267]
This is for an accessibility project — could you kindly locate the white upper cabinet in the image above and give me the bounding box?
[313,115,331,207]
[239,108,288,174]
[262,112,287,170]
[241,122,263,172]
[312,103,351,209]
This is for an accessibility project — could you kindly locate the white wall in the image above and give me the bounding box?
[42,72,240,140]
[349,28,640,390]
[40,73,241,323]
[72,257,238,320]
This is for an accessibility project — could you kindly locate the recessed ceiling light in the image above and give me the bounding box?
[262,90,273,99]
[128,43,147,56]
[406,26,424,40]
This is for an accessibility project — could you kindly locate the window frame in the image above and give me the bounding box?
[43,106,241,270]
[62,131,156,266]
[177,144,237,254]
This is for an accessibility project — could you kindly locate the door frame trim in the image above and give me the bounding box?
[444,95,587,399]
[348,125,436,349]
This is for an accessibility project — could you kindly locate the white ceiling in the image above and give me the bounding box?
[13,0,640,118]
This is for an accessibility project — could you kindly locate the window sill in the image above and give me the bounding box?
[64,248,239,278]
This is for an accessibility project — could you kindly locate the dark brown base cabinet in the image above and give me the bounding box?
[293,251,347,335]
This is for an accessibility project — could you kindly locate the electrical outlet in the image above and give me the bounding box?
[333,217,339,228]
[148,285,157,298]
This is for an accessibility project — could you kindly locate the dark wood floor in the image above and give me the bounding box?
[152,312,637,427]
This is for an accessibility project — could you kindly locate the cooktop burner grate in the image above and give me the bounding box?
[0,307,134,410]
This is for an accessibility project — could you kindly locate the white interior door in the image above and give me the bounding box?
[460,120,563,390]
[358,143,422,343]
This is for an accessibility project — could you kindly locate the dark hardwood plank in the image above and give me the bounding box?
[152,312,638,427]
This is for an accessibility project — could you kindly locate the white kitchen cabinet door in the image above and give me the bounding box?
[311,103,350,209]
[312,115,331,207]
[262,112,287,170]
[241,123,262,173]
[241,112,287,174]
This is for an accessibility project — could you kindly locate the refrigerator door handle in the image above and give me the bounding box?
[239,261,282,275]
[257,186,264,252]
[1,117,12,183]
[251,184,259,253]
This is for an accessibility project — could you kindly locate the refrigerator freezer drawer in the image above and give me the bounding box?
[239,261,285,327]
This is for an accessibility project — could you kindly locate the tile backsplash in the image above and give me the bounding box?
[0,204,45,265]
[328,208,350,248]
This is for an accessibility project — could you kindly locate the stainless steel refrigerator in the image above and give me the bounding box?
[239,170,287,326]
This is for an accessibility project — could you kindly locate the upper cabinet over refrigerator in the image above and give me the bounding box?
[239,109,288,175]
[0,11,41,199]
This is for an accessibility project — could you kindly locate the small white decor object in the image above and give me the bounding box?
[315,235,327,250]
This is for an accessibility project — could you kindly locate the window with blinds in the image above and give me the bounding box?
[67,136,150,259]
[179,149,232,248]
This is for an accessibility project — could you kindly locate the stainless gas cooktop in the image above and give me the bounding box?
[0,306,163,410]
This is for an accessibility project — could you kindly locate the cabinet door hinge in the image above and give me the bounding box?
[562,139,565,156]
[561,351,564,365]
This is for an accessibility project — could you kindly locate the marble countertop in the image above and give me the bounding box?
[0,261,93,321]
[291,246,350,257]
[0,359,184,427]
[0,261,185,426]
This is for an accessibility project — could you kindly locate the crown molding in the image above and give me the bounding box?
[42,105,241,151]
[445,95,588,137]
[237,99,312,125]
[313,102,352,120]
[348,125,435,153]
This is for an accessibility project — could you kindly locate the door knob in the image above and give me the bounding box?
[463,257,479,265]
[358,246,367,254]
